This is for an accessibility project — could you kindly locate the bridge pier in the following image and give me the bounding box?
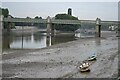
[47,16,51,36]
[0,15,3,30]
[51,24,55,37]
[47,16,55,37]
[95,18,101,37]
[6,22,12,32]
[46,36,51,46]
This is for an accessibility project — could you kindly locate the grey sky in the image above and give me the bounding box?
[2,2,118,21]
[1,0,120,2]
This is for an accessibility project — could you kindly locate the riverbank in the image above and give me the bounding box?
[2,31,119,78]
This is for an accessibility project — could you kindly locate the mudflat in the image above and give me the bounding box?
[2,31,118,78]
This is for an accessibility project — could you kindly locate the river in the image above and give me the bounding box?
[2,28,95,50]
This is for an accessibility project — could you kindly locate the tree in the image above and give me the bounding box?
[55,14,78,20]
[1,8,16,29]
[34,16,42,19]
[26,16,31,19]
[2,8,9,18]
[33,16,46,28]
[54,14,80,31]
[2,8,9,29]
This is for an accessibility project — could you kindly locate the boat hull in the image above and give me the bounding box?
[80,67,90,72]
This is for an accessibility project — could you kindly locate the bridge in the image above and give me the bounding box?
[1,15,118,37]
[3,17,118,24]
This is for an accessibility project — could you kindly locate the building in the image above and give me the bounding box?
[68,8,72,16]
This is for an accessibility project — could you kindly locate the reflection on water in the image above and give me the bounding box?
[75,29,95,38]
[3,28,96,50]
[3,31,77,49]
[95,38,101,46]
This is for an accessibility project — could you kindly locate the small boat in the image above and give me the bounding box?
[79,62,89,69]
[87,56,96,61]
[79,62,90,72]
[80,67,90,72]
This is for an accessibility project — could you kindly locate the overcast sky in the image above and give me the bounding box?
[1,0,120,2]
[1,2,118,21]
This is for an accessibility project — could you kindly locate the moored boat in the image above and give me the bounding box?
[79,62,90,72]
[80,67,90,72]
[87,56,96,61]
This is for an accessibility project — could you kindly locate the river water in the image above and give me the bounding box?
[2,29,95,50]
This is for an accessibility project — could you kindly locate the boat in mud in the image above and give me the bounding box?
[80,67,90,72]
[79,62,90,72]
[87,55,96,61]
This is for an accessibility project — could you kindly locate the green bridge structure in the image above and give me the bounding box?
[1,15,118,37]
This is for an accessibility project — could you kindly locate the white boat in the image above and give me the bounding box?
[80,67,90,72]
[79,62,90,72]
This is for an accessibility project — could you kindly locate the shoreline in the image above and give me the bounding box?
[2,37,106,53]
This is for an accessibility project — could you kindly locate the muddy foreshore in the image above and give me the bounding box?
[2,31,119,78]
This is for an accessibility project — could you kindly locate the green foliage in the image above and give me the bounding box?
[33,16,46,29]
[1,8,15,29]
[55,24,80,31]
[10,23,16,29]
[26,16,31,19]
[55,14,80,31]
[2,8,9,18]
[2,8,10,29]
[34,16,42,19]
[55,14,78,20]
[4,22,16,29]
[3,22,9,29]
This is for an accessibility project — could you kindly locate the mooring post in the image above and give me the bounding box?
[47,16,52,36]
[95,18,101,37]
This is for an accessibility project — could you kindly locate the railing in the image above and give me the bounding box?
[3,17,118,25]
[3,18,47,23]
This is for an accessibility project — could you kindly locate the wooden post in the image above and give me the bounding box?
[95,18,101,37]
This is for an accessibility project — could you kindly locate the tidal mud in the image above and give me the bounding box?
[2,31,118,78]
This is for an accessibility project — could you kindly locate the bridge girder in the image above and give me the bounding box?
[3,18,118,25]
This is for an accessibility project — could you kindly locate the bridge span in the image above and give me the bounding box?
[1,16,118,37]
[3,17,118,24]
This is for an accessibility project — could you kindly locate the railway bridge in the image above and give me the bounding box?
[0,15,118,37]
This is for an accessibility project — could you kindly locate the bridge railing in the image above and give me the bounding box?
[51,19,81,24]
[3,17,118,25]
[3,18,47,23]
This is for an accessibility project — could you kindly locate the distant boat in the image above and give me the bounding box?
[87,53,97,61]
[87,56,96,61]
